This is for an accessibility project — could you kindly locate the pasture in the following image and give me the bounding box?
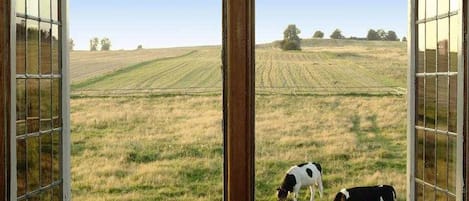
[70,39,408,201]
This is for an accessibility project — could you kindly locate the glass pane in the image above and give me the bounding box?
[450,0,458,12]
[436,76,448,131]
[448,75,457,132]
[418,0,426,20]
[40,0,51,19]
[448,136,457,193]
[51,0,59,21]
[437,18,449,72]
[426,0,437,18]
[426,77,436,128]
[41,22,52,75]
[16,0,26,14]
[52,79,61,128]
[418,24,425,73]
[449,16,458,72]
[27,79,40,133]
[52,25,60,74]
[16,18,26,74]
[52,132,61,181]
[438,0,449,15]
[426,21,437,73]
[416,129,425,179]
[17,139,27,196]
[52,185,62,201]
[416,182,424,201]
[41,133,53,186]
[17,79,26,121]
[26,0,39,17]
[425,131,436,184]
[449,195,456,201]
[29,194,41,201]
[27,20,39,75]
[417,77,425,126]
[436,134,448,189]
[436,190,447,201]
[17,122,26,136]
[41,190,53,201]
[27,136,40,191]
[40,79,52,131]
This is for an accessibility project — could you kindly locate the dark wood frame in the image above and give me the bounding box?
[0,0,10,199]
[222,0,255,200]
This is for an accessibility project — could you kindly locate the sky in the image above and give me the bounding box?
[70,0,407,50]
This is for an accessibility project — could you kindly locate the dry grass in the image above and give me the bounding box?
[71,95,407,201]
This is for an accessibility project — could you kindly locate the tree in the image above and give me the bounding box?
[312,30,324,39]
[385,30,398,41]
[69,38,75,51]
[402,37,407,42]
[137,45,143,50]
[101,38,111,51]
[281,24,301,51]
[367,29,380,41]
[377,29,386,40]
[330,29,344,39]
[90,37,99,51]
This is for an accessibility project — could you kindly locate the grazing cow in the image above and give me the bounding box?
[333,185,396,201]
[276,162,323,201]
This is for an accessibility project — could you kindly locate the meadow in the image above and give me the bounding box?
[70,39,408,201]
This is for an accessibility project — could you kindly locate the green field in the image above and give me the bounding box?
[70,39,408,201]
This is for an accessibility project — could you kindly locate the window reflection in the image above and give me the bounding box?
[424,131,436,184]
[426,0,437,18]
[449,16,458,72]
[426,21,436,73]
[41,133,53,186]
[436,134,447,189]
[416,183,424,201]
[416,129,425,179]
[425,77,436,128]
[40,79,52,131]
[450,0,458,12]
[27,20,39,75]
[51,0,59,21]
[425,185,435,201]
[436,190,446,201]
[437,19,448,72]
[17,139,27,196]
[27,136,40,191]
[448,75,457,132]
[17,0,26,14]
[40,0,51,19]
[416,77,425,126]
[27,79,40,133]
[41,22,52,74]
[418,0,425,20]
[52,25,60,74]
[16,18,26,74]
[26,0,39,17]
[436,76,448,131]
[437,0,449,16]
[448,136,457,193]
[17,79,26,121]
[418,24,425,73]
[52,132,61,181]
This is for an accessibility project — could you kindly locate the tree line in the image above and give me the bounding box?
[89,37,112,51]
[281,24,405,51]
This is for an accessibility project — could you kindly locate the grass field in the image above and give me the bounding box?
[70,39,408,201]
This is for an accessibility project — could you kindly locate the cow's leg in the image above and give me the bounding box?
[309,185,315,201]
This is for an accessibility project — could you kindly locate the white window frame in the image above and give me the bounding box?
[8,0,71,200]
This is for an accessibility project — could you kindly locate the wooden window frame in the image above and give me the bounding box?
[1,0,11,200]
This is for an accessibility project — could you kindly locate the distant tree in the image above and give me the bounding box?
[69,38,75,51]
[100,38,111,51]
[367,29,380,41]
[90,37,99,51]
[312,30,324,39]
[385,30,399,41]
[402,36,407,42]
[377,29,387,40]
[137,44,143,50]
[281,24,301,51]
[330,29,344,39]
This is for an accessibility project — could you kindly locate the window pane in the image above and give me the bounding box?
[437,18,449,72]
[426,21,437,73]
[436,190,447,201]
[17,139,27,196]
[436,134,447,189]
[51,0,59,21]
[40,79,52,131]
[425,185,436,201]
[438,0,449,15]
[52,132,61,181]
[16,18,26,74]
[52,79,61,128]
[425,131,436,184]
[17,122,26,136]
[425,77,436,128]
[449,16,458,72]
[27,136,40,191]
[41,190,53,201]
[426,0,437,18]
[17,79,26,121]
[418,0,426,20]
[416,182,424,201]
[436,76,448,131]
[40,0,51,19]
[448,136,456,193]
[416,129,425,179]
[27,20,39,75]
[41,22,52,75]
[26,0,39,17]
[417,77,425,126]
[52,185,62,201]
[418,24,425,73]
[52,25,60,74]
[450,0,458,12]
[41,133,53,186]
[17,0,26,14]
[27,79,40,133]
[448,75,457,132]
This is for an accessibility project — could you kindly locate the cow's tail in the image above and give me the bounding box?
[392,187,397,201]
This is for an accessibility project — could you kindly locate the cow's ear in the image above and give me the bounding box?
[341,194,346,201]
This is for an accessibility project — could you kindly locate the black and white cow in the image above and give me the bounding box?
[333,185,396,201]
[276,162,323,201]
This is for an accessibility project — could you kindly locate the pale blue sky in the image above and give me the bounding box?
[70,0,407,50]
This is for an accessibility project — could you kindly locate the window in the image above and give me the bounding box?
[412,0,461,200]
[13,0,68,199]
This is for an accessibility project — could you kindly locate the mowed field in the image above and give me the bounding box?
[70,39,408,201]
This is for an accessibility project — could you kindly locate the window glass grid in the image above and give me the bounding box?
[15,0,63,199]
